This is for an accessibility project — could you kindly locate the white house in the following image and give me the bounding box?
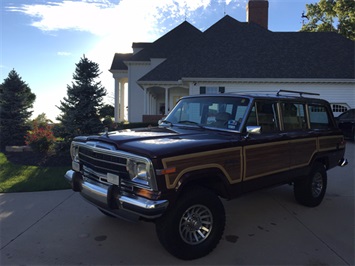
[110,0,355,123]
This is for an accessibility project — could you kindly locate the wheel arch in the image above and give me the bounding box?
[311,153,330,170]
[175,167,232,199]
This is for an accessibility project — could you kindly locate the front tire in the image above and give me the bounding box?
[294,162,327,207]
[155,187,225,260]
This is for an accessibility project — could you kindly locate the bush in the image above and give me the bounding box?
[25,122,56,153]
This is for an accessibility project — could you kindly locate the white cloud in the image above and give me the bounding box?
[7,0,244,117]
[57,51,72,56]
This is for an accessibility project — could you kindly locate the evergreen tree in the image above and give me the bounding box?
[57,56,106,141]
[99,104,115,118]
[0,69,36,149]
[301,0,355,40]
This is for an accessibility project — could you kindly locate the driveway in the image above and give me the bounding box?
[1,143,354,265]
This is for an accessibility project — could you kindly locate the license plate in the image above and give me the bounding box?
[107,173,120,185]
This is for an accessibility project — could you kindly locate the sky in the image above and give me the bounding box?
[1,0,318,122]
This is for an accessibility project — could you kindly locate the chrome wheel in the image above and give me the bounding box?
[312,172,323,198]
[179,204,213,245]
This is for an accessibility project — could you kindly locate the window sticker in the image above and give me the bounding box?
[227,120,238,129]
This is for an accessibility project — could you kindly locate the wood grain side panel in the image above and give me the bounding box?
[244,141,290,180]
[319,135,345,152]
[162,148,243,189]
[289,138,317,167]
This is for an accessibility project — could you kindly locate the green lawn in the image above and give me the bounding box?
[0,153,71,193]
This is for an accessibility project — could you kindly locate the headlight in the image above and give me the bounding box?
[70,143,79,162]
[126,159,150,185]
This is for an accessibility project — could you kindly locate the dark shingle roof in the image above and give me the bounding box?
[130,21,203,61]
[110,53,133,70]
[132,42,151,49]
[139,15,354,81]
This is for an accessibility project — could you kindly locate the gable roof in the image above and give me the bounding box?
[110,53,133,70]
[138,15,354,81]
[110,21,202,71]
[130,21,203,61]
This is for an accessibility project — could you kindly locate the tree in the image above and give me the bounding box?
[56,56,106,141]
[0,69,36,149]
[301,0,355,40]
[99,104,114,118]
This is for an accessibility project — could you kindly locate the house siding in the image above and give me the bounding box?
[189,81,354,116]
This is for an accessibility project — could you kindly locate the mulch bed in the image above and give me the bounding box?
[4,151,71,167]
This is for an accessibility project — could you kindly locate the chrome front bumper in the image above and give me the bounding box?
[65,170,169,220]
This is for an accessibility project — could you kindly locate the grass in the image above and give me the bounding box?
[0,152,71,193]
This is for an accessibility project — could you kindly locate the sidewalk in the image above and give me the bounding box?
[0,144,354,265]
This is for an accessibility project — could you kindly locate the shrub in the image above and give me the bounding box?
[25,122,56,153]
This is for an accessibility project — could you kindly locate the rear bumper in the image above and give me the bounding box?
[65,170,169,220]
[338,157,348,167]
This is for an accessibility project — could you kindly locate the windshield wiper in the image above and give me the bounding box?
[177,120,205,128]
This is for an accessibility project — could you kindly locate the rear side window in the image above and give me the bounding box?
[281,103,307,131]
[308,105,334,129]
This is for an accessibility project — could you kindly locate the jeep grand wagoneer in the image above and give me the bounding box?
[65,90,347,260]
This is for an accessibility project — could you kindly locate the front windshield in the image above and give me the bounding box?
[164,96,250,131]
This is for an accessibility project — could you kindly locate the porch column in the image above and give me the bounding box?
[165,87,169,115]
[143,88,147,114]
[114,78,120,122]
[119,80,125,121]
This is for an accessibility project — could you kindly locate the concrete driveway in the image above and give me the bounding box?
[1,143,354,265]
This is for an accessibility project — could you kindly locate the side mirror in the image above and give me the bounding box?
[246,126,261,134]
[244,126,261,140]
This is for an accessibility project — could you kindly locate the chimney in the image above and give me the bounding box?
[247,0,269,29]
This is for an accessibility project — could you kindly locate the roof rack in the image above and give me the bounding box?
[277,90,320,97]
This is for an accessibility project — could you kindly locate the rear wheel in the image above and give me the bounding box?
[155,187,225,260]
[294,162,327,207]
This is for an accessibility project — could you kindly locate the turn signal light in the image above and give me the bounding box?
[156,167,176,175]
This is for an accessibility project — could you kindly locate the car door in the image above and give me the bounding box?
[242,100,290,190]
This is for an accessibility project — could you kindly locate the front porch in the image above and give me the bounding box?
[142,86,188,116]
[112,71,188,122]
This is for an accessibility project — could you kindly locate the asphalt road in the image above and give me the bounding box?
[1,143,354,265]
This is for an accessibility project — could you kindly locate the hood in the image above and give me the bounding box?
[77,126,241,158]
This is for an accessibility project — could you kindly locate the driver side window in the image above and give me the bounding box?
[246,101,280,133]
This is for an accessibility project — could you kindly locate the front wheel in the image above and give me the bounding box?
[294,162,327,207]
[155,187,225,260]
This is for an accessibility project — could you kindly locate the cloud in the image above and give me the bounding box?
[6,0,245,112]
[57,51,72,56]
[6,0,214,36]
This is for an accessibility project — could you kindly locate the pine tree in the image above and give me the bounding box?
[56,56,106,141]
[0,69,36,149]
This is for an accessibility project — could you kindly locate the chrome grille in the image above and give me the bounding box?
[78,146,130,181]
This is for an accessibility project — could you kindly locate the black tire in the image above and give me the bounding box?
[294,162,327,207]
[155,187,225,260]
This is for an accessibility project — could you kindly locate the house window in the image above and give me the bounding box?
[199,86,225,94]
[331,104,349,113]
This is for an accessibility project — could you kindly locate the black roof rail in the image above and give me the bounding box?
[277,90,320,97]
